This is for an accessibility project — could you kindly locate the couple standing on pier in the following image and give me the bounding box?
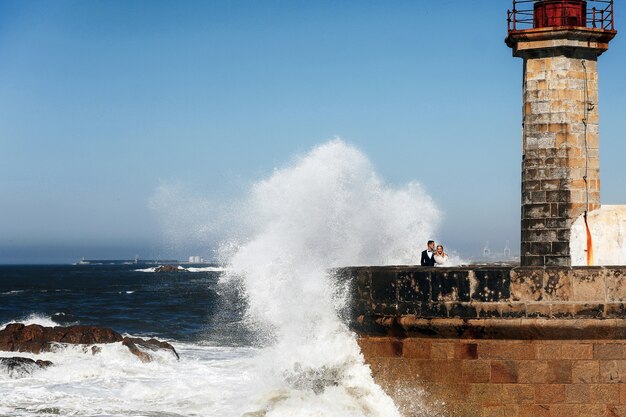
[420,240,448,266]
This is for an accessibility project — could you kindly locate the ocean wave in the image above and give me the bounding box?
[134,266,228,273]
[0,342,258,417]
[1,313,60,329]
[186,266,229,272]
[134,267,157,272]
[1,313,81,330]
[219,139,436,417]
[0,290,25,295]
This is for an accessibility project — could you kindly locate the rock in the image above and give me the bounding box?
[123,337,180,363]
[154,264,186,272]
[122,338,152,363]
[0,323,122,353]
[0,356,53,377]
[0,324,178,362]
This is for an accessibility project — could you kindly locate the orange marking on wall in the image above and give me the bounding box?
[584,212,594,266]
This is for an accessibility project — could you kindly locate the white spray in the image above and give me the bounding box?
[222,139,441,416]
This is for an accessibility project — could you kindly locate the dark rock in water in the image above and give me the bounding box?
[0,323,178,362]
[122,338,151,363]
[123,337,180,363]
[154,264,185,273]
[0,356,53,377]
[0,323,122,353]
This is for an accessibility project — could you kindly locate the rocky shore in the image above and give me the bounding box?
[0,323,179,374]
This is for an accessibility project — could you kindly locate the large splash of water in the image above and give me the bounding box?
[221,139,441,416]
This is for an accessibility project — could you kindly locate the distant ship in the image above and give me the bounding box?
[76,257,180,266]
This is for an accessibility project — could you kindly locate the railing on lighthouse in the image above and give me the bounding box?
[507,0,614,32]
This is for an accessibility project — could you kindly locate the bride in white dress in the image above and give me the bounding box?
[434,244,449,266]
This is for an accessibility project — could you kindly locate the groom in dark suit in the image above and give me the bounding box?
[421,240,436,266]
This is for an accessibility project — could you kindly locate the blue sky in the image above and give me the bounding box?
[1,1,624,263]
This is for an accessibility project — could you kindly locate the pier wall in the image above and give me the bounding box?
[342,266,626,416]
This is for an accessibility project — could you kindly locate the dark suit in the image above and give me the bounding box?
[421,250,435,266]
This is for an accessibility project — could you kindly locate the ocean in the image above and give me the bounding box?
[1,140,443,417]
[0,263,406,417]
[0,264,251,345]
[0,264,261,417]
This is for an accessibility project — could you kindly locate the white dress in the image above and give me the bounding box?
[434,254,449,266]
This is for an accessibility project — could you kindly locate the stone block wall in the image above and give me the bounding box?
[345,266,626,329]
[360,336,626,417]
[521,54,600,267]
[341,266,626,416]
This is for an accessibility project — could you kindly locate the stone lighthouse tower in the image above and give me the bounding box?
[506,0,616,266]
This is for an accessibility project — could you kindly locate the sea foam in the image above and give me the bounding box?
[0,342,257,417]
[221,139,440,416]
[1,313,60,329]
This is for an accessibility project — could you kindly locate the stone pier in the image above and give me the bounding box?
[341,266,626,416]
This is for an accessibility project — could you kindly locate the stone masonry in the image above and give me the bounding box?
[361,336,626,417]
[340,265,626,417]
[506,28,616,266]
[342,266,626,330]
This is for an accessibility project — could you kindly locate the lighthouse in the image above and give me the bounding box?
[505,0,616,266]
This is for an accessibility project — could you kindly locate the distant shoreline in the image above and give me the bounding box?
[76,259,217,266]
[0,261,219,266]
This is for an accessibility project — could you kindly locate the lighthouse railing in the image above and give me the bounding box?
[507,0,614,33]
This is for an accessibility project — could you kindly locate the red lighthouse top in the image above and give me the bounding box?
[507,0,614,32]
[534,0,586,28]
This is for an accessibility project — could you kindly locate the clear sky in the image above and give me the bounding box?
[1,0,624,263]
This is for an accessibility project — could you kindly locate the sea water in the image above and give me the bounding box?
[0,265,257,416]
[1,139,450,417]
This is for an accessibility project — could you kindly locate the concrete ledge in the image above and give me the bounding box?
[506,27,617,43]
[505,27,617,57]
